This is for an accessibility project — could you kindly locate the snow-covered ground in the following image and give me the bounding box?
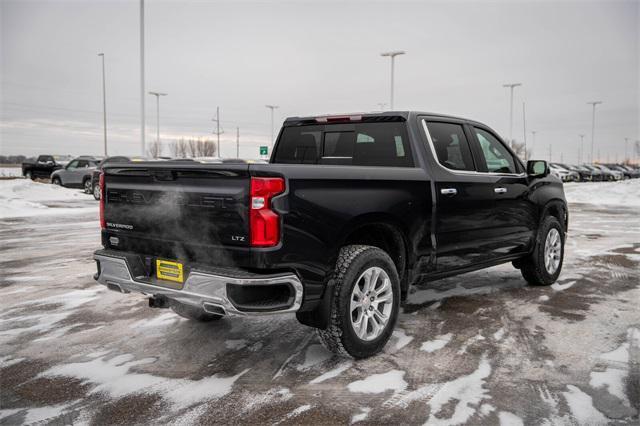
[564,180,640,207]
[0,179,96,219]
[0,178,638,425]
[0,166,23,178]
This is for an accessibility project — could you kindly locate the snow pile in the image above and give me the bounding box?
[0,179,96,218]
[564,180,640,207]
[0,167,22,178]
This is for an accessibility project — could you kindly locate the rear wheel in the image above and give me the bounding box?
[25,171,32,180]
[316,245,400,358]
[93,183,101,200]
[520,216,564,286]
[170,300,223,322]
[83,179,92,194]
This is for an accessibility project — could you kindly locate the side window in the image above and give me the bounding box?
[425,121,475,171]
[351,123,413,167]
[474,128,517,174]
[66,160,79,169]
[77,160,89,168]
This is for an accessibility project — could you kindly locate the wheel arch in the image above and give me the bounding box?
[336,214,410,291]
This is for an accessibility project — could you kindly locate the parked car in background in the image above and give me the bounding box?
[603,164,636,179]
[563,164,595,182]
[549,164,578,182]
[21,155,72,179]
[621,165,640,178]
[592,164,623,181]
[582,165,605,181]
[90,156,147,199]
[51,156,100,189]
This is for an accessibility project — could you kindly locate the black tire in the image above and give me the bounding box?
[520,216,564,286]
[93,183,101,200]
[52,177,62,186]
[316,245,400,359]
[170,300,223,322]
[83,178,92,194]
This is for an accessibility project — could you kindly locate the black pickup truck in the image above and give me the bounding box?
[94,111,567,358]
[22,155,69,179]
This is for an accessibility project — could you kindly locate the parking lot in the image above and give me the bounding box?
[1,179,639,425]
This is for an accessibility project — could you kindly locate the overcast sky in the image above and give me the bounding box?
[1,0,638,162]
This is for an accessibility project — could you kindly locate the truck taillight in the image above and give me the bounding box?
[250,177,285,247]
[99,172,106,230]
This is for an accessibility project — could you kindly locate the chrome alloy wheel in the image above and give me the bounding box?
[350,266,393,341]
[544,228,561,274]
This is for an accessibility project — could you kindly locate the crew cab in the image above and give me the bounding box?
[21,155,70,179]
[94,112,567,358]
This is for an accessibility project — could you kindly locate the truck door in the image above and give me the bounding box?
[420,118,498,271]
[468,126,536,256]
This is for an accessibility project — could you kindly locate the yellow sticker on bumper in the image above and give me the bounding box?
[156,259,184,283]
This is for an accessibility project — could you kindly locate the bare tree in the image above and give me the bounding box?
[187,139,198,157]
[147,140,162,159]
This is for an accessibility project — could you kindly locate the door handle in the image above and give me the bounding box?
[494,187,507,194]
[440,188,457,196]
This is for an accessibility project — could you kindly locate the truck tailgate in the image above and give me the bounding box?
[103,163,251,258]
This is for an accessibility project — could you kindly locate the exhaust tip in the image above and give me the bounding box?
[106,282,129,294]
[202,303,226,316]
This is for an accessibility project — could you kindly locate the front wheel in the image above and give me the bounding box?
[25,171,32,180]
[52,177,62,186]
[316,245,400,359]
[83,179,92,194]
[520,216,564,286]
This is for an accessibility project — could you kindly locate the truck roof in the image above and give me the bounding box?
[283,111,486,127]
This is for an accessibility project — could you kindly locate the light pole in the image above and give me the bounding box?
[148,91,167,154]
[503,83,522,148]
[211,107,223,156]
[587,101,602,163]
[380,51,405,110]
[531,130,537,158]
[624,137,629,163]
[140,0,146,156]
[578,134,585,164]
[98,53,107,156]
[265,105,279,144]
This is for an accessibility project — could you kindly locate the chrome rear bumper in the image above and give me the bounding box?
[94,251,303,317]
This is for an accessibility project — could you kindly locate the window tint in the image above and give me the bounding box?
[77,160,89,168]
[474,128,516,174]
[426,122,475,171]
[66,160,79,169]
[273,126,322,164]
[273,122,413,167]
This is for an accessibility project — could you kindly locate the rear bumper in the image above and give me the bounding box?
[94,250,303,316]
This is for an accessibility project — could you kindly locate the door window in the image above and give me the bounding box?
[66,160,79,170]
[77,160,90,168]
[474,128,517,174]
[425,121,475,171]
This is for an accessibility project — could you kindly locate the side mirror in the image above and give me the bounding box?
[527,160,549,177]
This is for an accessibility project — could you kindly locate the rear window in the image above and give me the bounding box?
[273,122,413,167]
